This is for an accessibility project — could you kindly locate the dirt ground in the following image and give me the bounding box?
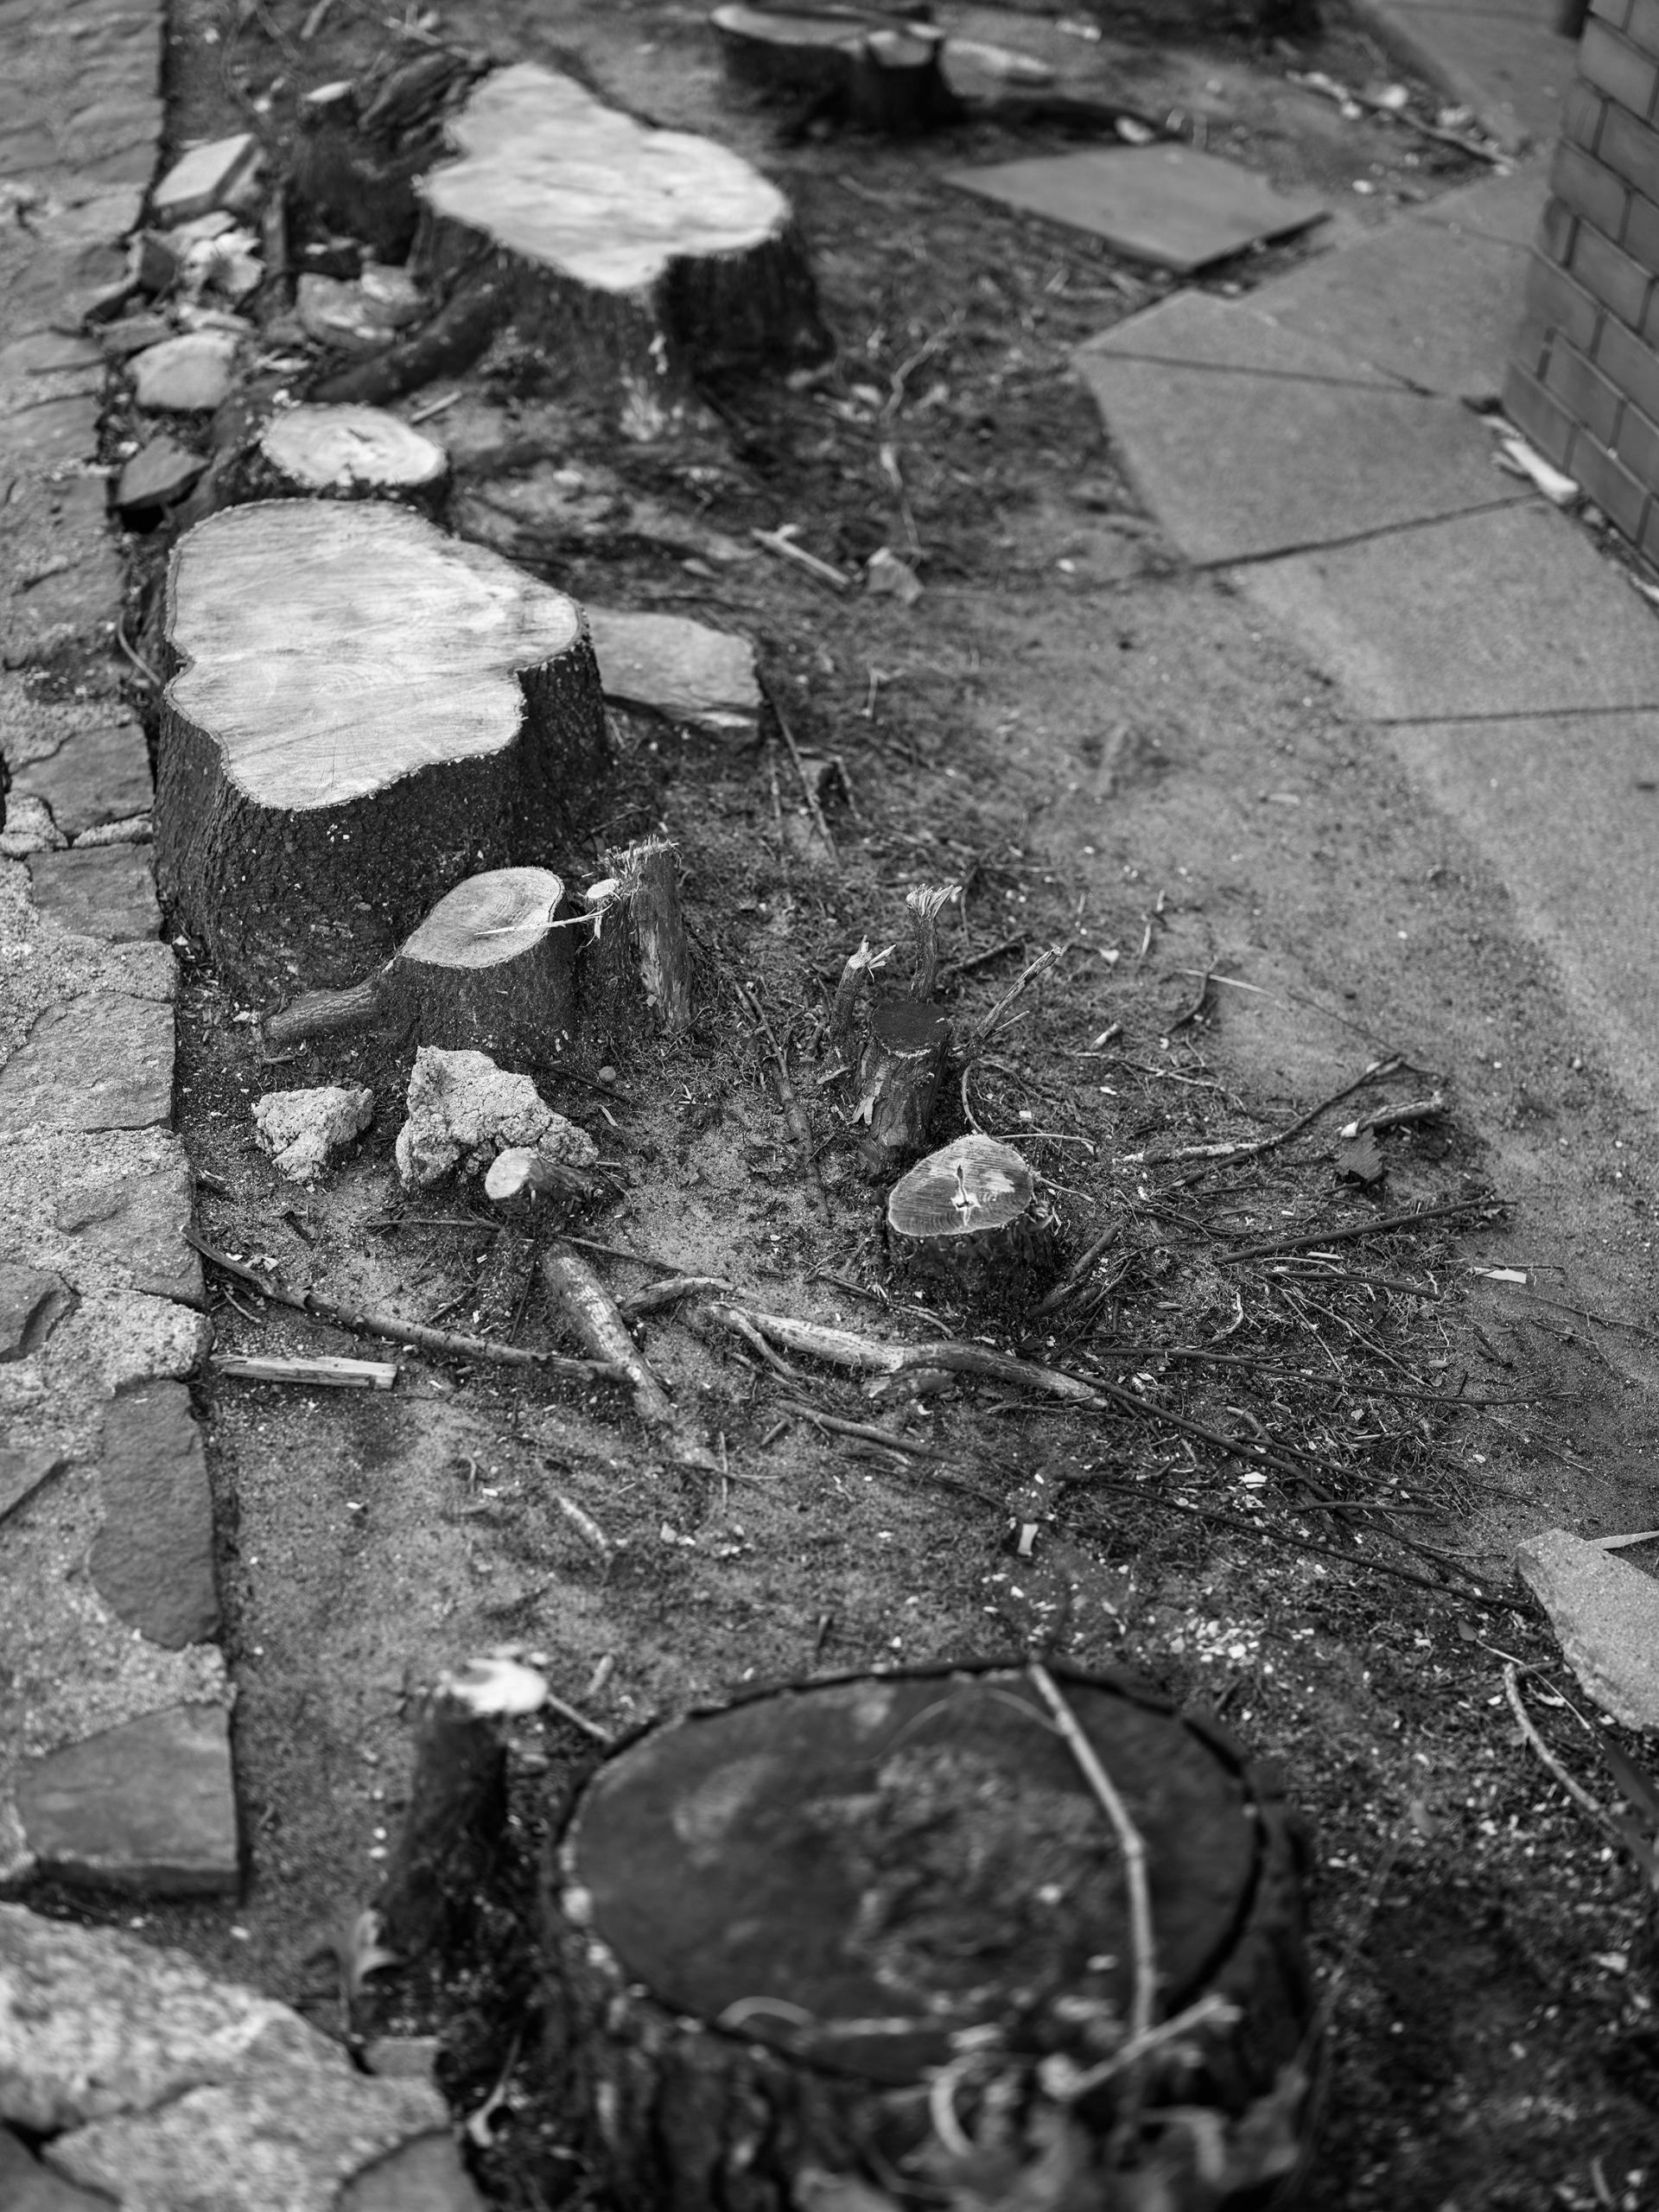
[40,0,1659,2204]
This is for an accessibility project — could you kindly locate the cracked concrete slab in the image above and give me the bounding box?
[1075,290,1530,562]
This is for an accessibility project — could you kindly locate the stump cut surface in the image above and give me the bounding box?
[167,502,581,810]
[422,62,792,296]
[564,1665,1258,2084]
[889,1132,1036,1242]
[257,403,448,498]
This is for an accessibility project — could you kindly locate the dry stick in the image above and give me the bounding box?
[1503,1662,1617,1830]
[618,1274,734,1318]
[966,944,1065,1049]
[1031,1224,1120,1319]
[1219,1196,1510,1264]
[761,679,838,865]
[1124,1057,1404,1167]
[539,1241,717,1471]
[188,1232,622,1382]
[1028,1662,1157,2045]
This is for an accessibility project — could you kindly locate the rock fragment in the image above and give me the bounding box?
[152,133,264,226]
[130,330,241,413]
[393,1046,597,1186]
[1516,1526,1659,1731]
[254,1085,374,1183]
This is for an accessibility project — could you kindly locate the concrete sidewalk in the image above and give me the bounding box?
[1077,3,1659,1103]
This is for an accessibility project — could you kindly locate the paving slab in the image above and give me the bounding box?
[14,717,155,840]
[0,2126,114,2212]
[0,993,174,1135]
[0,1447,69,1524]
[91,1382,219,1649]
[1517,1527,1659,1728]
[586,605,762,734]
[1233,499,1659,721]
[1351,0,1567,149]
[54,1150,204,1306]
[1406,162,1552,249]
[29,844,162,941]
[0,1263,73,1362]
[1247,212,1533,400]
[1075,290,1529,562]
[15,1704,239,1897]
[947,144,1327,273]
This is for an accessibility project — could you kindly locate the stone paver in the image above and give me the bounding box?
[0,1262,73,1361]
[948,144,1327,272]
[13,718,155,842]
[28,845,162,943]
[90,1383,219,1648]
[1517,1527,1659,1729]
[586,604,762,734]
[16,1706,238,1897]
[0,993,175,1135]
[0,1447,68,1523]
[1353,0,1573,149]
[0,2126,114,2212]
[129,328,241,413]
[1075,290,1529,562]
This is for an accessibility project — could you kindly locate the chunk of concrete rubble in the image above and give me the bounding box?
[152,133,263,226]
[584,606,761,737]
[394,1046,598,1187]
[254,1084,374,1183]
[1516,1526,1659,1731]
[130,329,240,413]
[0,1265,73,1363]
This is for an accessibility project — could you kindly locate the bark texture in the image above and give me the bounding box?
[156,504,608,994]
[540,1662,1314,2212]
[582,838,695,1045]
[851,998,950,1166]
[416,62,827,437]
[376,1691,507,1959]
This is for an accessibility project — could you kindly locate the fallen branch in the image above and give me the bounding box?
[541,1239,718,1469]
[700,1300,1107,1408]
[213,1353,397,1389]
[189,1231,624,1382]
[1219,1196,1509,1264]
[751,524,853,592]
[1123,1056,1403,1167]
[762,680,838,865]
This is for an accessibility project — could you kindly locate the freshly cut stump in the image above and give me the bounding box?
[887,1132,1057,1300]
[712,6,962,135]
[156,502,608,993]
[543,1662,1314,2211]
[418,63,826,438]
[851,997,950,1166]
[230,404,451,518]
[264,867,575,1065]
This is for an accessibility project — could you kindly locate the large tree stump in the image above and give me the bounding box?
[416,62,827,439]
[155,501,609,994]
[541,1662,1315,2211]
[263,866,575,1065]
[887,1133,1058,1303]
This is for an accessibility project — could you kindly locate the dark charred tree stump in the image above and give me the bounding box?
[850,999,950,1167]
[155,503,609,995]
[582,837,695,1046]
[887,1133,1058,1302]
[712,7,963,135]
[263,866,575,1065]
[219,404,451,518]
[416,62,828,439]
[376,1688,507,1960]
[540,1662,1315,2212]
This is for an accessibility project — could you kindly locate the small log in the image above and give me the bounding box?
[218,403,451,518]
[212,1353,397,1389]
[850,998,950,1166]
[712,6,963,135]
[887,1132,1058,1301]
[416,62,827,438]
[376,1688,507,1960]
[582,838,694,1046]
[264,868,576,1066]
[156,503,609,994]
[539,1238,716,1470]
[540,1661,1315,2211]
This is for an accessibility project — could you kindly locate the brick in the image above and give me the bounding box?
[1574,219,1654,323]
[1564,82,1609,154]
[1553,140,1631,239]
[1596,310,1659,417]
[1522,255,1604,354]
[1503,362,1580,470]
[1540,193,1578,268]
[1630,0,1659,62]
[1511,311,1554,379]
[1546,335,1627,445]
[1617,397,1659,487]
[1581,19,1659,116]
[1599,100,1659,201]
[1573,428,1652,537]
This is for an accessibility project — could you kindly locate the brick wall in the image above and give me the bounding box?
[1505,0,1659,563]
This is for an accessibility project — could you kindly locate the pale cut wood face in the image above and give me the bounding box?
[259,404,447,489]
[401,867,563,970]
[421,61,791,294]
[166,502,582,810]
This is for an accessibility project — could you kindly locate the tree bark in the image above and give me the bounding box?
[887,1132,1058,1303]
[582,837,694,1046]
[850,998,950,1166]
[540,1662,1314,2212]
[415,62,827,439]
[376,1689,506,1960]
[156,503,609,995]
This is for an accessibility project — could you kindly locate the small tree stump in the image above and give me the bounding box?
[376,1688,507,1960]
[541,1662,1314,2211]
[850,998,950,1166]
[264,866,576,1065]
[887,1133,1058,1301]
[226,404,451,518]
[417,62,827,439]
[712,6,962,135]
[155,502,609,994]
[582,838,695,1046]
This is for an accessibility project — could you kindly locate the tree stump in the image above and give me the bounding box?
[712,7,962,135]
[155,502,609,994]
[376,1688,507,1960]
[263,866,576,1065]
[541,1662,1315,2211]
[850,998,950,1166]
[887,1133,1058,1302]
[226,404,451,518]
[416,62,828,439]
[582,838,695,1046]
